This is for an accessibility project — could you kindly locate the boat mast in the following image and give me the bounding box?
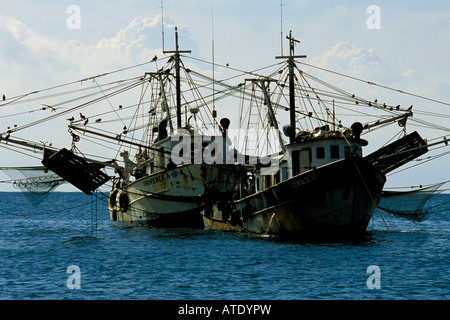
[276,30,306,144]
[164,27,191,128]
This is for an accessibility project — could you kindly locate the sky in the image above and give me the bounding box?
[0,0,449,192]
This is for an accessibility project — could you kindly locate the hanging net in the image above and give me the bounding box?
[378,182,447,222]
[0,166,65,206]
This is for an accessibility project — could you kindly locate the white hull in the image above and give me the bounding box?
[108,163,239,227]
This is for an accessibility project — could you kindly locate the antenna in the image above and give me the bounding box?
[211,0,216,122]
[280,0,284,56]
[164,28,191,128]
[161,0,165,52]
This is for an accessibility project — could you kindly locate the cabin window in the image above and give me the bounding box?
[316,146,325,159]
[299,150,310,173]
[330,145,340,159]
[281,167,288,181]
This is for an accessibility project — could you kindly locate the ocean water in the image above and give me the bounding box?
[0,192,448,300]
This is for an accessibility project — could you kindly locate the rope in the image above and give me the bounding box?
[7,78,146,134]
[0,199,93,216]
[0,59,159,108]
[90,193,98,238]
[352,160,394,241]
[297,61,450,107]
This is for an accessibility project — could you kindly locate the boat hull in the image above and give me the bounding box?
[202,156,386,239]
[108,163,239,228]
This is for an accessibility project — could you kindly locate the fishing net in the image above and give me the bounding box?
[0,166,65,206]
[378,182,446,222]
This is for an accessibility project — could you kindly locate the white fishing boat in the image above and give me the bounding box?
[80,29,241,227]
[1,28,242,228]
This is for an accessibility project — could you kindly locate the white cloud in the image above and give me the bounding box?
[96,16,159,53]
[0,15,62,92]
[307,40,450,114]
[310,41,402,85]
[0,14,170,96]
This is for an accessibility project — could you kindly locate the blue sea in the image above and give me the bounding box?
[0,192,448,301]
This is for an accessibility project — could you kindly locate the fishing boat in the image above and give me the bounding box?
[200,32,446,239]
[82,29,241,227]
[0,28,241,228]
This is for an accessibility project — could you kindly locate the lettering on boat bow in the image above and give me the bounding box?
[290,173,317,189]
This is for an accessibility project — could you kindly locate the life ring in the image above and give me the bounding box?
[230,209,240,226]
[111,209,117,221]
[204,202,213,218]
[242,204,251,222]
[118,190,129,212]
[218,201,230,222]
[108,189,119,208]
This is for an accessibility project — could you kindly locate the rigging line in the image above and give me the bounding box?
[181,61,218,132]
[0,200,93,217]
[184,55,285,81]
[74,129,133,155]
[0,143,42,160]
[406,122,450,132]
[333,104,387,120]
[299,67,405,119]
[36,78,143,114]
[380,129,404,148]
[75,133,124,155]
[181,69,238,97]
[297,71,329,126]
[353,161,394,241]
[125,79,151,154]
[427,134,450,143]
[187,64,274,98]
[0,108,44,119]
[184,72,251,107]
[0,60,157,108]
[69,125,172,155]
[408,117,450,132]
[297,61,450,107]
[211,0,216,118]
[387,149,450,175]
[93,78,127,127]
[425,205,450,214]
[74,95,157,124]
[294,87,352,105]
[7,79,146,134]
[412,109,450,119]
[2,76,143,109]
[426,199,450,210]
[293,72,325,129]
[384,180,450,190]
